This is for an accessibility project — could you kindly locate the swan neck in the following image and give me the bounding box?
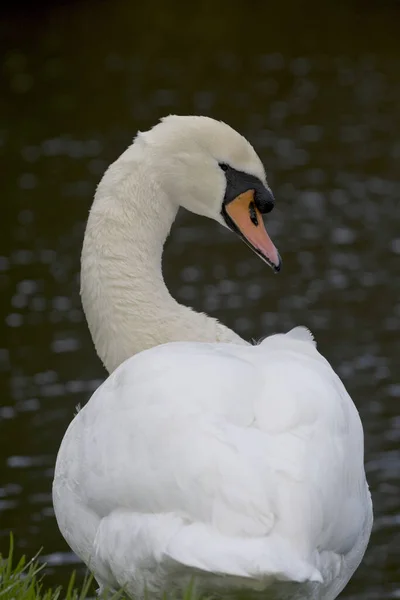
[81,147,244,373]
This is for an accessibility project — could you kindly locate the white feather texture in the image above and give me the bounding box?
[53,116,372,600]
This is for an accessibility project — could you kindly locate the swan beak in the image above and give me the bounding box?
[222,190,281,272]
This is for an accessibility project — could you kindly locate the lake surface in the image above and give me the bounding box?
[1,0,399,597]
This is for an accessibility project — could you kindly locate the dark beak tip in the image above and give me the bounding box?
[273,254,282,273]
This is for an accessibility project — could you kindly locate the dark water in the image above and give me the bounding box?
[1,0,399,597]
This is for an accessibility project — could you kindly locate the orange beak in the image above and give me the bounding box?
[223,189,281,272]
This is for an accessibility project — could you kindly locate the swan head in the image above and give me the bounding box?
[139,115,281,272]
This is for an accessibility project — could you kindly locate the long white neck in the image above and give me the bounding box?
[81,142,245,373]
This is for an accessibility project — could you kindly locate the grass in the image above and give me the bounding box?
[0,537,201,600]
[0,536,127,600]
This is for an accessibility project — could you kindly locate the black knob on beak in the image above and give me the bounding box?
[255,187,275,214]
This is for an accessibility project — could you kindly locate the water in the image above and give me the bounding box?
[1,0,399,597]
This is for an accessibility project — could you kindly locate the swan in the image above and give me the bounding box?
[52,115,372,600]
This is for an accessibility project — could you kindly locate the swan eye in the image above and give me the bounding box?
[219,163,229,172]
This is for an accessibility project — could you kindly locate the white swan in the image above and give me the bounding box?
[53,116,372,600]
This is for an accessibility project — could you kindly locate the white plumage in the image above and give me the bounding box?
[53,116,372,599]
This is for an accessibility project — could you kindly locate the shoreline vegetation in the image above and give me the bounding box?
[0,536,199,600]
[0,536,125,600]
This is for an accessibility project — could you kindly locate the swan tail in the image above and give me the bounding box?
[166,521,323,584]
[93,512,323,595]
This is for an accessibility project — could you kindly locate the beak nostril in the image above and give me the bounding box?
[248,202,259,226]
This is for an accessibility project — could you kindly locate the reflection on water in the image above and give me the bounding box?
[1,0,399,597]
